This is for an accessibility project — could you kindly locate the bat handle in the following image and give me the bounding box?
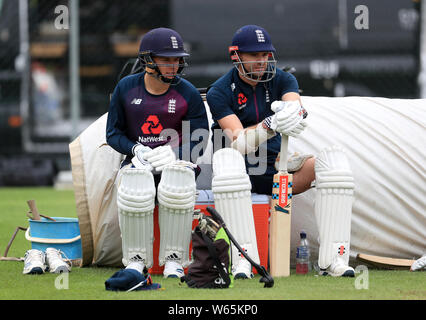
[206,206,225,225]
[277,102,307,171]
[27,200,41,220]
[279,134,289,173]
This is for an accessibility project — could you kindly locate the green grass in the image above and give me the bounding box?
[0,187,425,300]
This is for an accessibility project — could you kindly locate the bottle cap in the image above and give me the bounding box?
[300,231,306,239]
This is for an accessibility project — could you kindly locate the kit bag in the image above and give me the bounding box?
[181,225,233,289]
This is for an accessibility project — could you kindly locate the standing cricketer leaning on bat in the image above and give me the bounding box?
[206,25,356,277]
[105,28,209,288]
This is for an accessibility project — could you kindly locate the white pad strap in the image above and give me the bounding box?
[157,162,196,267]
[117,168,156,267]
[212,148,260,267]
[314,146,355,269]
[275,152,314,172]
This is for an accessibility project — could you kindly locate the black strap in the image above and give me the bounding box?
[200,230,231,287]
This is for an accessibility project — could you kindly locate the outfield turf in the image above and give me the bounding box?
[0,187,425,300]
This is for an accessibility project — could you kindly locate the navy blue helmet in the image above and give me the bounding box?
[139,28,189,84]
[229,25,277,82]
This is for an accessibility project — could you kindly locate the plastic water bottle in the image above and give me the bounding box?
[296,231,310,274]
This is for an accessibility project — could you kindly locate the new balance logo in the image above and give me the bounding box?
[171,36,178,49]
[255,30,265,42]
[168,98,176,113]
[131,98,142,105]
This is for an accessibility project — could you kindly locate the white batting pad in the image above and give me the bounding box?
[157,162,196,267]
[212,148,260,266]
[314,146,355,269]
[117,168,156,267]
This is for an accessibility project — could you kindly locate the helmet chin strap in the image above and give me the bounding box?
[143,57,184,86]
[145,69,175,84]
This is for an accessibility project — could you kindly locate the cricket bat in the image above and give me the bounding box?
[269,134,292,277]
[356,253,415,270]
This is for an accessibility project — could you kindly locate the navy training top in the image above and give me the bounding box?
[106,72,209,165]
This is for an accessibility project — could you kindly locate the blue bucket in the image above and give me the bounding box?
[25,217,82,260]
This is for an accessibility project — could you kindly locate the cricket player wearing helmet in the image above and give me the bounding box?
[106,28,208,282]
[207,25,355,277]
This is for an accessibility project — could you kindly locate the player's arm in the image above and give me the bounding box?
[267,71,307,138]
[217,91,305,155]
[280,70,301,103]
[217,91,301,139]
[269,72,308,135]
[282,91,301,103]
[106,84,138,157]
[212,97,272,155]
[217,114,248,141]
[207,86,271,155]
[181,88,210,163]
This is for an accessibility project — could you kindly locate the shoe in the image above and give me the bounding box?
[23,249,46,274]
[410,255,426,271]
[319,258,354,277]
[126,255,146,274]
[163,260,184,278]
[232,258,254,279]
[45,248,71,273]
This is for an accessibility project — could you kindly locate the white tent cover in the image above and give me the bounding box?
[70,96,425,267]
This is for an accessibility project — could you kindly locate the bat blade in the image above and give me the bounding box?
[356,253,415,269]
[269,133,292,277]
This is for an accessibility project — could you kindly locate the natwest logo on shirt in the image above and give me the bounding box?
[141,115,163,134]
[237,92,248,110]
[237,93,247,105]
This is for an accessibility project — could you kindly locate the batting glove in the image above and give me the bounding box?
[132,144,153,171]
[143,145,176,173]
[268,100,308,138]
